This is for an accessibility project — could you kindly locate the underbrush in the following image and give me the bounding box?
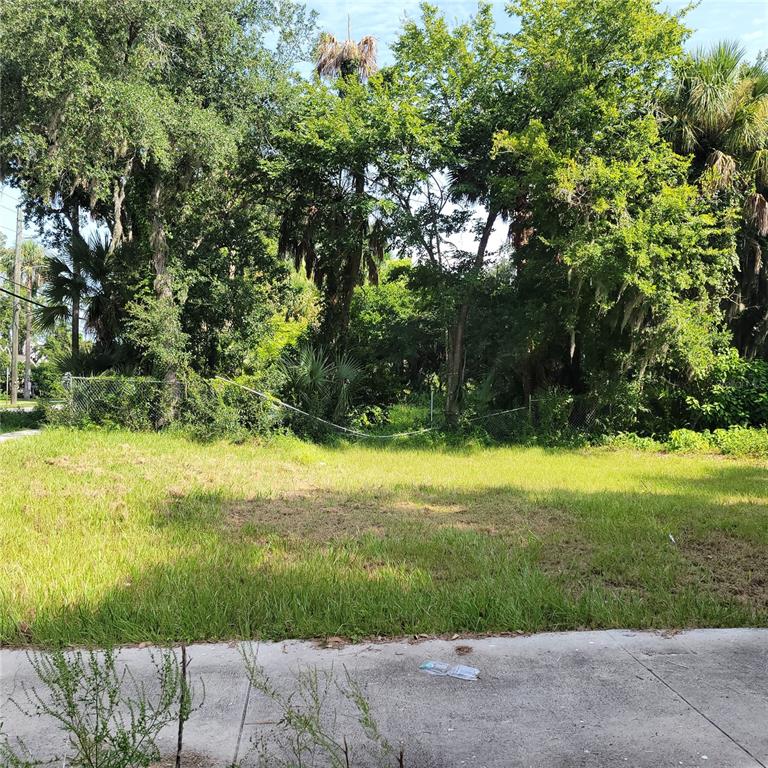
[0,409,41,433]
[603,426,768,457]
[38,372,768,457]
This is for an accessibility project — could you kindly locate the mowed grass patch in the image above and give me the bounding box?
[2,428,767,646]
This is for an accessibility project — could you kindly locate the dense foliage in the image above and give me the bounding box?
[1,0,766,438]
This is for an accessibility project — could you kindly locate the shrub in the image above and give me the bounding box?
[178,372,284,441]
[666,428,716,453]
[711,426,768,457]
[48,375,162,431]
[0,409,41,432]
[534,386,575,437]
[682,350,768,429]
[600,432,663,451]
[279,345,363,437]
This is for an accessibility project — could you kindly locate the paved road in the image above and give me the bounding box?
[0,429,40,443]
[2,629,767,767]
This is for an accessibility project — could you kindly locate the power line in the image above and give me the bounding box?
[216,376,536,440]
[0,274,35,292]
[0,284,50,309]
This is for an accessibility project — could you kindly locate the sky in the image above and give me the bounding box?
[312,0,767,67]
[1,0,766,249]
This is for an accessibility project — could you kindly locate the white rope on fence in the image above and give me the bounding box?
[215,376,533,440]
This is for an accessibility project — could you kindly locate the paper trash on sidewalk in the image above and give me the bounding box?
[419,660,479,680]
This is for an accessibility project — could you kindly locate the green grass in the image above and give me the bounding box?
[0,398,36,407]
[2,428,768,647]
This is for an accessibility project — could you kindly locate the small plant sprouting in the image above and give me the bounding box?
[242,647,404,768]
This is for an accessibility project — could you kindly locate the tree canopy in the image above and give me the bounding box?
[1,0,766,436]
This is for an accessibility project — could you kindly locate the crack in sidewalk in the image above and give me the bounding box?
[610,634,766,767]
[231,676,253,766]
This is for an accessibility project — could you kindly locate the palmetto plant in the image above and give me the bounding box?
[281,344,362,427]
[663,42,768,355]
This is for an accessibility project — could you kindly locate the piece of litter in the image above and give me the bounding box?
[669,533,677,545]
[419,660,479,680]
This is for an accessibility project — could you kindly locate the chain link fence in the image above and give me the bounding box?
[62,374,167,430]
[58,373,635,440]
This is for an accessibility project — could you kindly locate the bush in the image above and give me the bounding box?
[666,428,716,453]
[279,345,363,437]
[662,427,768,457]
[178,372,285,441]
[534,386,575,437]
[711,426,768,457]
[48,375,163,431]
[681,350,768,429]
[600,432,663,451]
[0,409,41,432]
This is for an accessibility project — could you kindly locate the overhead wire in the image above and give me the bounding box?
[215,376,534,440]
[0,283,50,308]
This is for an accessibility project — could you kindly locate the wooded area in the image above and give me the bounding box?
[1,0,767,437]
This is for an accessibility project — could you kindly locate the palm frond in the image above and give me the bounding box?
[750,149,768,187]
[745,193,768,237]
[314,31,377,80]
[356,36,378,78]
[706,149,736,188]
[315,33,343,78]
[33,302,69,333]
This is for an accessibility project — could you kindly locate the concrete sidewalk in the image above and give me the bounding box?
[0,428,40,443]
[2,629,767,767]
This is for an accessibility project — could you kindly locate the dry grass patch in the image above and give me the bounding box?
[682,533,768,609]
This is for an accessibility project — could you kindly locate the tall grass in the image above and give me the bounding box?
[1,429,767,646]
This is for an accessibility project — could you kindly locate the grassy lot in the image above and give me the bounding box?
[2,428,767,647]
[0,398,36,409]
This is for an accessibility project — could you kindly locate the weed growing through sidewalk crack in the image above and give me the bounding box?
[0,648,200,768]
[242,646,405,767]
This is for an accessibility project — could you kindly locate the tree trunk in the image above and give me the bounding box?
[337,169,366,340]
[108,158,133,254]
[23,268,33,400]
[70,202,81,357]
[150,179,171,303]
[444,208,498,423]
[150,178,181,421]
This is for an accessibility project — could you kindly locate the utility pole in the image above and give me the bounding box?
[10,204,22,405]
[23,263,34,400]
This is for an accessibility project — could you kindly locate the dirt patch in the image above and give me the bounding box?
[223,490,573,545]
[151,753,215,768]
[681,533,768,609]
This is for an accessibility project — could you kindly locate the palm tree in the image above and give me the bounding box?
[315,26,377,81]
[663,42,768,356]
[19,241,45,398]
[37,232,123,361]
[279,25,380,341]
